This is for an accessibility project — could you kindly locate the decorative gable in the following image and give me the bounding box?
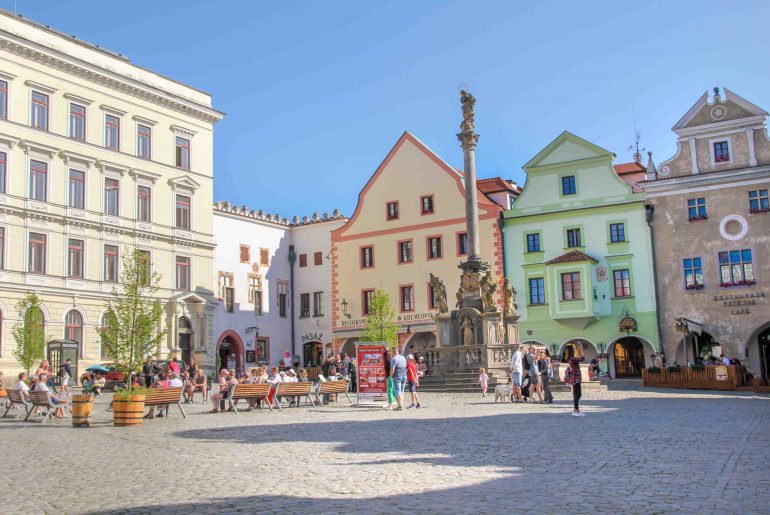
[168,175,201,192]
[673,88,768,132]
[524,131,614,171]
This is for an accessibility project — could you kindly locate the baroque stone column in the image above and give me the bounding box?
[457,90,483,267]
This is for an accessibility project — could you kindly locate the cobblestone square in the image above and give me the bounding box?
[1,389,768,514]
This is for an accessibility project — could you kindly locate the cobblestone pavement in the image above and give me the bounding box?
[1,388,769,514]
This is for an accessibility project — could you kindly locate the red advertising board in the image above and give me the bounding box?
[356,343,387,397]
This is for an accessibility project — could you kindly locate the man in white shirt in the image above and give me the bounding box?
[510,348,523,402]
[168,373,184,388]
[16,372,31,403]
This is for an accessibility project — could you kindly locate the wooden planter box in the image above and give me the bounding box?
[642,365,743,391]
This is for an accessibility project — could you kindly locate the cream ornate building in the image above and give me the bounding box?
[0,12,224,378]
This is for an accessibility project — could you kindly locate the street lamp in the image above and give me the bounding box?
[341,298,351,319]
[550,343,557,359]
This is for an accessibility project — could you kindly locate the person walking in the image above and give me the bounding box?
[478,368,489,397]
[389,347,407,411]
[59,358,73,393]
[529,350,543,403]
[142,357,155,389]
[565,344,585,416]
[406,354,422,409]
[509,347,523,402]
[383,349,395,410]
[540,350,553,404]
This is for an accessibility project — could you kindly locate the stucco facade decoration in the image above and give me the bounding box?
[331,132,515,359]
[0,12,224,377]
[503,131,660,378]
[212,202,346,372]
[640,87,770,383]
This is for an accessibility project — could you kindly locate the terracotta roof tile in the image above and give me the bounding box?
[613,162,646,175]
[545,250,599,265]
[476,177,520,193]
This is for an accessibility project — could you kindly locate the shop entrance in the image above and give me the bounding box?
[178,316,192,364]
[303,341,323,367]
[218,335,241,374]
[613,337,645,377]
[759,327,770,385]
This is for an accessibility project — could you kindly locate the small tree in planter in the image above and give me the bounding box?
[359,289,399,348]
[99,248,166,425]
[12,293,47,377]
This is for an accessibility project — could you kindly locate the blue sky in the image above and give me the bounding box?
[10,1,770,217]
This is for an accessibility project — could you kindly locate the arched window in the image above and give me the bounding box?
[178,316,192,331]
[65,309,83,358]
[0,310,3,357]
[101,312,117,360]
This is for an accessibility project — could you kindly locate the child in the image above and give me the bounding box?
[478,368,489,396]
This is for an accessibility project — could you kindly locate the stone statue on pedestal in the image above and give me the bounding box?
[502,276,517,316]
[455,285,465,309]
[460,90,476,132]
[480,271,498,311]
[429,273,449,314]
[461,316,474,346]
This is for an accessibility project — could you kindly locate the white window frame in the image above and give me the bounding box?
[137,248,153,285]
[27,153,52,203]
[132,115,156,160]
[173,189,193,231]
[0,224,8,270]
[175,253,191,291]
[103,174,121,217]
[709,136,733,167]
[103,242,120,283]
[68,101,87,142]
[66,237,86,279]
[67,166,88,210]
[26,230,49,274]
[136,181,153,223]
[0,136,16,195]
[29,89,50,131]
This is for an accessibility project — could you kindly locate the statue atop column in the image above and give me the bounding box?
[479,271,498,311]
[429,273,449,314]
[459,90,476,132]
[502,276,517,316]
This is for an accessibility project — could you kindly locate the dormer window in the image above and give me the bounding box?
[713,141,730,163]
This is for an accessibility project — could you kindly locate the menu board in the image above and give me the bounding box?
[356,343,387,398]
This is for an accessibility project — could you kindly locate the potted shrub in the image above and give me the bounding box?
[690,363,705,372]
[99,248,166,427]
[646,366,661,374]
[668,365,682,373]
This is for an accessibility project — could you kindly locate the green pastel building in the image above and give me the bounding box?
[502,131,660,378]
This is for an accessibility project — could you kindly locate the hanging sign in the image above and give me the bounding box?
[356,343,387,398]
[715,365,729,381]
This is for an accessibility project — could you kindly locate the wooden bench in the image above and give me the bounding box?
[273,382,315,409]
[3,388,31,418]
[223,383,272,413]
[145,387,187,418]
[25,390,71,423]
[315,380,353,406]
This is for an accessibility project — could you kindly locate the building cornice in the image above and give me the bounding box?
[0,33,225,124]
[639,165,770,192]
[213,201,347,228]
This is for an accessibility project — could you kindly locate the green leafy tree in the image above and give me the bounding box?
[359,289,399,347]
[12,293,47,376]
[99,248,167,396]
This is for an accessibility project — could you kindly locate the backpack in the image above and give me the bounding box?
[564,366,573,384]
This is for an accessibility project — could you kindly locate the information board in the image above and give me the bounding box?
[356,343,387,398]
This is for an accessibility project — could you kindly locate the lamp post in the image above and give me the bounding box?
[550,343,557,360]
[341,298,351,319]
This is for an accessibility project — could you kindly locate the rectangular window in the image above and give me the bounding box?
[0,151,5,194]
[224,286,234,313]
[562,175,576,195]
[719,250,754,286]
[260,248,269,266]
[567,228,581,248]
[526,233,540,252]
[610,223,625,243]
[713,141,730,162]
[360,246,374,268]
[400,285,414,312]
[219,272,233,299]
[68,170,85,209]
[253,288,263,315]
[67,238,84,278]
[457,232,468,255]
[0,227,4,269]
[104,178,120,216]
[427,236,442,259]
[175,136,190,169]
[0,80,7,119]
[299,253,307,267]
[137,186,151,222]
[104,244,118,282]
[240,245,250,263]
[613,269,631,297]
[31,91,49,130]
[428,283,437,309]
[248,274,262,308]
[683,258,703,289]
[300,293,310,318]
[687,198,707,221]
[176,194,191,229]
[29,160,47,201]
[529,278,545,305]
[138,250,151,286]
[28,232,46,273]
[386,201,399,220]
[137,124,151,159]
[398,240,413,263]
[313,291,323,316]
[314,251,323,266]
[278,293,287,317]
[69,103,86,141]
[561,272,581,300]
[749,189,769,213]
[176,256,190,291]
[420,195,434,214]
[105,114,120,150]
[362,289,375,316]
